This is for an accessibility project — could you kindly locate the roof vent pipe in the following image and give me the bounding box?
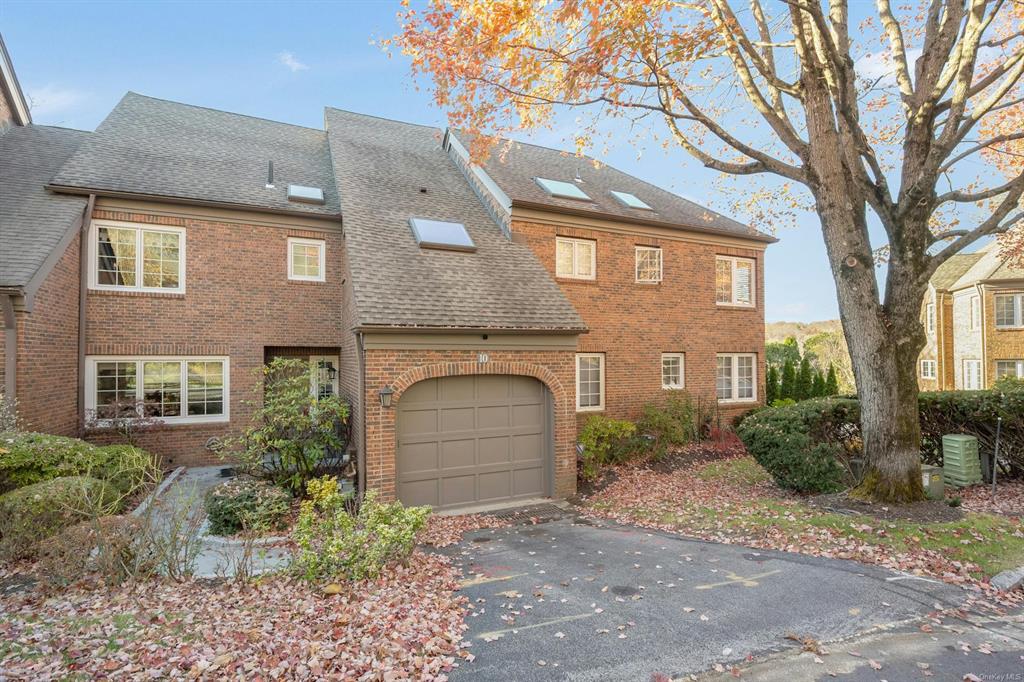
[266,160,275,189]
[574,165,583,183]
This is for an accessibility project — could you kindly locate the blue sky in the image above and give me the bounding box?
[3,0,868,323]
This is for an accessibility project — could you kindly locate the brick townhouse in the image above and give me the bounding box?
[918,241,1024,391]
[0,38,775,509]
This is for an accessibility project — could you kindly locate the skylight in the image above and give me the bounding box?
[610,190,653,210]
[535,177,592,201]
[287,184,325,205]
[409,218,476,252]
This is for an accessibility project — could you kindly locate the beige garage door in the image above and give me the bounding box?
[396,375,549,509]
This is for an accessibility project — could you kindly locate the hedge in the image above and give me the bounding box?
[0,432,154,495]
[0,476,123,560]
[737,384,1024,493]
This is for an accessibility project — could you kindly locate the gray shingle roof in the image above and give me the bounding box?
[453,132,775,243]
[0,125,89,287]
[325,109,586,332]
[930,253,984,291]
[49,93,340,217]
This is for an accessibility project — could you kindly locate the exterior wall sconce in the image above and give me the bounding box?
[378,385,395,408]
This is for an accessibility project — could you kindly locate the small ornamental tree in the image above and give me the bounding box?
[796,357,814,400]
[780,359,797,401]
[766,365,780,404]
[812,370,827,398]
[393,0,1024,502]
[825,364,841,397]
[229,358,349,495]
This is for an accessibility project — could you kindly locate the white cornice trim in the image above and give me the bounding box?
[0,36,31,126]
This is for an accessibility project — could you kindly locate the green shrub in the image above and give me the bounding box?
[636,394,698,458]
[229,358,350,495]
[578,416,637,481]
[918,385,1023,476]
[0,476,122,560]
[0,433,155,495]
[737,399,858,494]
[205,478,292,536]
[291,477,430,582]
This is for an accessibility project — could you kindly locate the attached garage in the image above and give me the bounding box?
[396,374,552,509]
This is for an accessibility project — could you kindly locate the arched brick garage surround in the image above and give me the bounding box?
[361,352,578,503]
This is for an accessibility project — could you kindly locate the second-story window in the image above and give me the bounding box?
[635,246,662,283]
[970,295,981,331]
[92,221,184,293]
[926,303,936,333]
[995,294,1024,329]
[288,237,326,282]
[556,237,596,280]
[715,256,754,306]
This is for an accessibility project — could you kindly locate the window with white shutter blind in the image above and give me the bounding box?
[715,256,755,306]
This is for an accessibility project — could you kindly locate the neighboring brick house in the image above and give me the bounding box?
[918,242,1024,391]
[1,43,774,510]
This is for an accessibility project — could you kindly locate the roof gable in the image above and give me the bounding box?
[325,108,585,332]
[50,93,340,217]
[0,125,89,287]
[451,132,774,243]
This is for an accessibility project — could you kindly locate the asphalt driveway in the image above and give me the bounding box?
[439,513,967,681]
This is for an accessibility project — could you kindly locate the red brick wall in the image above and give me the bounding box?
[83,207,345,468]
[14,232,81,435]
[512,219,767,430]
[363,348,577,501]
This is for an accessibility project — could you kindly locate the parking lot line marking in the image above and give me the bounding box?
[475,613,596,640]
[460,573,527,588]
[695,569,781,590]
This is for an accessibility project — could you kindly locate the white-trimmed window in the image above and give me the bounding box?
[995,360,1024,380]
[715,256,754,306]
[661,353,684,389]
[716,353,756,402]
[556,237,596,280]
[963,359,982,390]
[635,246,663,283]
[995,294,1024,329]
[90,220,185,293]
[576,353,605,411]
[925,303,936,334]
[920,359,937,379]
[970,296,981,331]
[86,357,229,424]
[288,237,326,282]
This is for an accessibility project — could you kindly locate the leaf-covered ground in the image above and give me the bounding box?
[582,447,1024,595]
[417,514,510,548]
[0,551,468,681]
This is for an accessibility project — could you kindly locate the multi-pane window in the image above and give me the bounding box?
[635,246,663,283]
[715,256,754,306]
[920,359,937,379]
[288,238,326,282]
[963,359,982,390]
[87,358,228,424]
[186,361,225,416]
[970,296,981,331]
[995,294,1024,328]
[717,353,756,401]
[926,303,935,334]
[94,361,138,418]
[576,353,604,411]
[996,360,1024,380]
[93,222,183,292]
[661,353,684,389]
[556,237,596,280]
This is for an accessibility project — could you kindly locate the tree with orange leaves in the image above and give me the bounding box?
[391,0,1023,502]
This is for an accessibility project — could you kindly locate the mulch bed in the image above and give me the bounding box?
[807,492,965,523]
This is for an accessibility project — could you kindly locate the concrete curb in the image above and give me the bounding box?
[200,531,290,548]
[131,466,186,518]
[991,566,1024,592]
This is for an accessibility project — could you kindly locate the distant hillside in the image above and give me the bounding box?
[765,319,843,344]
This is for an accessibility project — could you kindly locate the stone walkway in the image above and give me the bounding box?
[143,466,291,578]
